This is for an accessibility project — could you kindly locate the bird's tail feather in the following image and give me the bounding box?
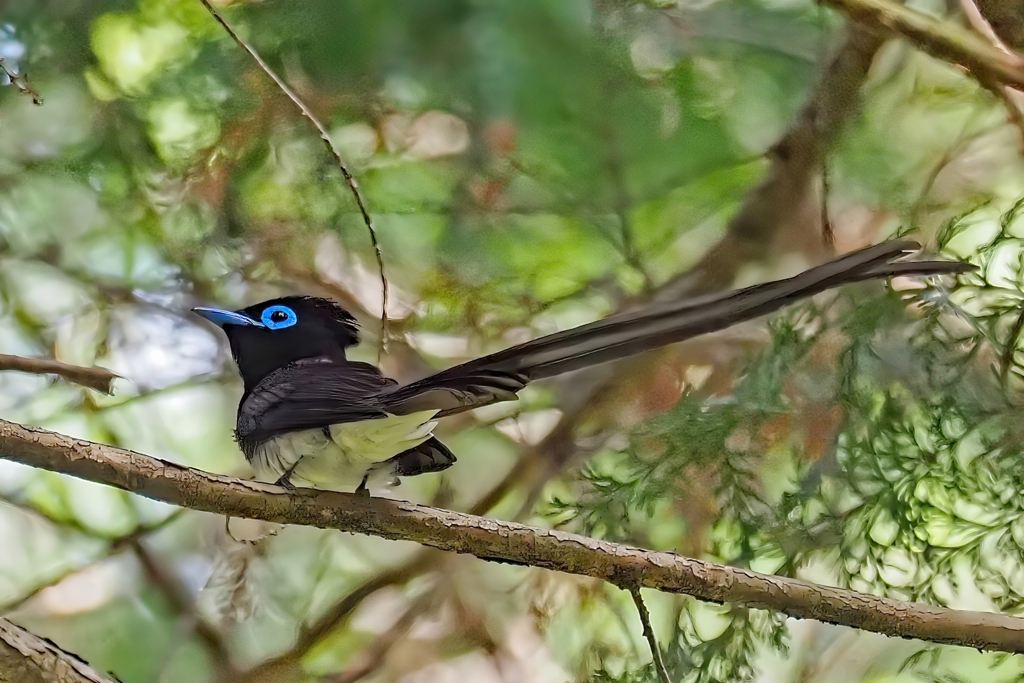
[387,437,457,477]
[468,240,966,379]
[384,240,970,415]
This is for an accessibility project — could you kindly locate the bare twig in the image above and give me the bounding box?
[0,59,42,105]
[820,0,1024,90]
[197,0,389,348]
[239,551,436,682]
[821,160,835,248]
[0,617,117,683]
[2,420,1024,654]
[629,587,671,683]
[0,354,118,394]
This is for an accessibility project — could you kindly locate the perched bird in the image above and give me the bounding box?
[194,240,967,494]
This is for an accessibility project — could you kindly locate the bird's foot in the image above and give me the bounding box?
[275,473,296,490]
[355,477,371,498]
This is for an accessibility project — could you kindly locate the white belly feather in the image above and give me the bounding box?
[250,410,440,492]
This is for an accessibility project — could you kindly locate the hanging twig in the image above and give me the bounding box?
[196,0,389,349]
[629,587,671,683]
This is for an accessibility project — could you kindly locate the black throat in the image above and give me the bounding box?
[231,343,348,398]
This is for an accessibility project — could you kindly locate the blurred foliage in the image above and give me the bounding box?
[1,0,1024,682]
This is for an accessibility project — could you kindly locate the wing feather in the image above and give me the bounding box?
[236,358,392,456]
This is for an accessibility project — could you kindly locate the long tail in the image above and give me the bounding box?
[383,240,970,415]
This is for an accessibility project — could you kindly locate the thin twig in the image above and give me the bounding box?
[197,0,389,350]
[0,354,118,393]
[821,161,835,248]
[629,587,671,683]
[0,58,42,105]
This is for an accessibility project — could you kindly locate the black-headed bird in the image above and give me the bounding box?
[194,240,967,494]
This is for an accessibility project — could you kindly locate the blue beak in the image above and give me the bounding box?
[192,307,265,327]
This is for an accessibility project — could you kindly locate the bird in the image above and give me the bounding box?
[194,240,968,494]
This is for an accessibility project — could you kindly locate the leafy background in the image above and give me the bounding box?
[1,0,1024,682]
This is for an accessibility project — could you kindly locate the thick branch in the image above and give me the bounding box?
[1,420,1023,653]
[0,618,117,683]
[0,355,118,394]
[821,0,1024,89]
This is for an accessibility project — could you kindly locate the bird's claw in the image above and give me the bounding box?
[275,473,296,490]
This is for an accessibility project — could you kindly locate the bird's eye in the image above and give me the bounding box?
[261,305,297,330]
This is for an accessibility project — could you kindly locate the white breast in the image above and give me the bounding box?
[249,410,440,492]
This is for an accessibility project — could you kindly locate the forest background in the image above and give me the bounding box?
[2,0,1024,682]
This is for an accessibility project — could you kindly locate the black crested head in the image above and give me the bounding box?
[194,296,360,392]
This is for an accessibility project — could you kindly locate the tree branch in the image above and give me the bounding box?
[0,355,118,394]
[821,0,1024,90]
[1,419,1023,654]
[0,618,117,683]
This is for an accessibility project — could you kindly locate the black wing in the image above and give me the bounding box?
[379,240,969,416]
[236,358,393,454]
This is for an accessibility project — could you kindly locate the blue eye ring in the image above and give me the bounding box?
[261,305,297,330]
